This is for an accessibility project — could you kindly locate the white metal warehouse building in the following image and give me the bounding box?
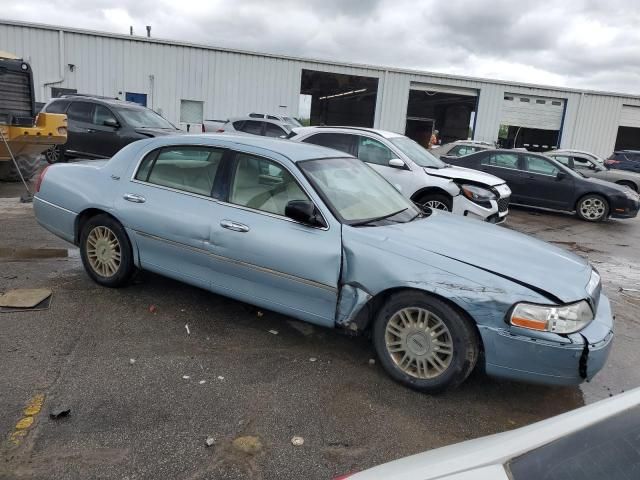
[2,19,640,157]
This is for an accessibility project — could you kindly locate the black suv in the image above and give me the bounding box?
[42,96,181,162]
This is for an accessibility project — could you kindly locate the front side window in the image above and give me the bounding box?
[482,153,519,169]
[264,123,288,138]
[136,146,223,196]
[67,102,94,123]
[572,156,594,170]
[93,105,117,126]
[299,157,417,223]
[388,136,445,168]
[523,155,560,176]
[230,153,310,216]
[551,155,572,167]
[303,133,357,156]
[357,136,395,165]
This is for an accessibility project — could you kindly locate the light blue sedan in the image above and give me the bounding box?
[33,135,614,392]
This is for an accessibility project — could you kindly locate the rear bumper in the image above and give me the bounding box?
[33,196,77,244]
[479,294,614,386]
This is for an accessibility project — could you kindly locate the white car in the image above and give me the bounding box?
[338,386,640,479]
[291,127,511,223]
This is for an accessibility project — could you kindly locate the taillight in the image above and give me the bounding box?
[605,159,620,164]
[216,128,225,133]
[35,165,51,193]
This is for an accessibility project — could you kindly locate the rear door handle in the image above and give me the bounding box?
[220,220,250,233]
[123,193,146,203]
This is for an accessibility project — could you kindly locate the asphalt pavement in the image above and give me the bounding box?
[1,182,638,479]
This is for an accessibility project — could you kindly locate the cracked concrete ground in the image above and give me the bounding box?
[1,182,638,479]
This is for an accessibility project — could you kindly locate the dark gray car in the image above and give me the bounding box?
[547,149,640,192]
[42,95,181,162]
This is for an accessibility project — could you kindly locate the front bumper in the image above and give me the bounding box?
[452,195,508,223]
[479,293,614,385]
[610,196,639,219]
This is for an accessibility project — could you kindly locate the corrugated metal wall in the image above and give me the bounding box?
[1,20,637,158]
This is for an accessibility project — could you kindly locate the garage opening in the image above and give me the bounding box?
[299,69,378,127]
[614,106,640,150]
[498,94,565,151]
[405,83,478,148]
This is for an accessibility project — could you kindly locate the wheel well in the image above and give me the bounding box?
[74,208,119,245]
[615,180,638,192]
[410,187,452,203]
[353,287,484,352]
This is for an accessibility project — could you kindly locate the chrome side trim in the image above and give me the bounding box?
[33,195,77,215]
[134,230,338,293]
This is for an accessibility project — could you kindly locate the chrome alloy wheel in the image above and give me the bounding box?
[422,200,449,211]
[384,307,454,379]
[86,226,121,277]
[45,145,59,164]
[580,197,606,220]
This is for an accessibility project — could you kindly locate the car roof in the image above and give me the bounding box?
[144,133,349,163]
[550,149,598,157]
[55,95,146,109]
[292,126,404,139]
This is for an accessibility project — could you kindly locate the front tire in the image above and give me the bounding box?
[416,193,452,212]
[373,291,479,393]
[576,194,609,222]
[80,214,134,287]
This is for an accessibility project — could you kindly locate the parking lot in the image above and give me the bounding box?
[1,176,639,480]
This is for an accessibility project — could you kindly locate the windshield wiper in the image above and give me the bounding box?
[350,208,408,227]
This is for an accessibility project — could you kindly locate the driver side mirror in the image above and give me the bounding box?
[388,158,407,169]
[103,118,120,128]
[556,171,567,180]
[285,200,327,228]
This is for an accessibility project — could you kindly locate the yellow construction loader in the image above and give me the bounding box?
[0,52,67,183]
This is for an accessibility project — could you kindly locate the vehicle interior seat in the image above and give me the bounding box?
[148,159,220,196]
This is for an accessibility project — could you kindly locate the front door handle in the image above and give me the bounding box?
[220,220,250,233]
[123,193,146,203]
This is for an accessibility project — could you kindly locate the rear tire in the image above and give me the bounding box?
[80,214,135,287]
[415,193,452,212]
[576,194,609,222]
[372,291,479,393]
[0,154,42,182]
[44,144,66,164]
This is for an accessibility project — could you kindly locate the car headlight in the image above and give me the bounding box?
[460,184,496,205]
[510,300,593,334]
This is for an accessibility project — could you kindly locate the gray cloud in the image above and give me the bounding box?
[3,0,640,94]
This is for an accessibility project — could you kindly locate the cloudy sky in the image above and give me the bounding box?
[5,0,640,93]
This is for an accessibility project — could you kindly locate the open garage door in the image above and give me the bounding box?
[614,105,640,150]
[499,94,565,151]
[405,83,478,148]
[300,69,378,127]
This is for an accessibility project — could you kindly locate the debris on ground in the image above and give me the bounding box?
[129,358,136,365]
[232,435,263,455]
[268,329,278,335]
[199,380,206,385]
[619,287,640,293]
[291,436,304,446]
[309,357,317,362]
[49,407,71,419]
[205,436,215,447]
[148,305,157,314]
[182,375,190,380]
[256,311,264,318]
[217,376,224,381]
[185,324,190,335]
[0,288,52,310]
[368,358,376,365]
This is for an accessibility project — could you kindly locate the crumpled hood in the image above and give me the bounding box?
[135,127,183,137]
[425,165,505,187]
[345,212,592,303]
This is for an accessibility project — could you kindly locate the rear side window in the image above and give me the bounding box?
[232,121,245,130]
[482,153,518,169]
[264,123,287,138]
[136,146,224,196]
[303,133,357,156]
[239,120,263,135]
[67,101,94,123]
[357,136,395,165]
[45,100,70,114]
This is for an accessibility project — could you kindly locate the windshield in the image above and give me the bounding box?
[299,157,419,224]
[117,107,176,129]
[389,136,446,168]
[284,116,303,127]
